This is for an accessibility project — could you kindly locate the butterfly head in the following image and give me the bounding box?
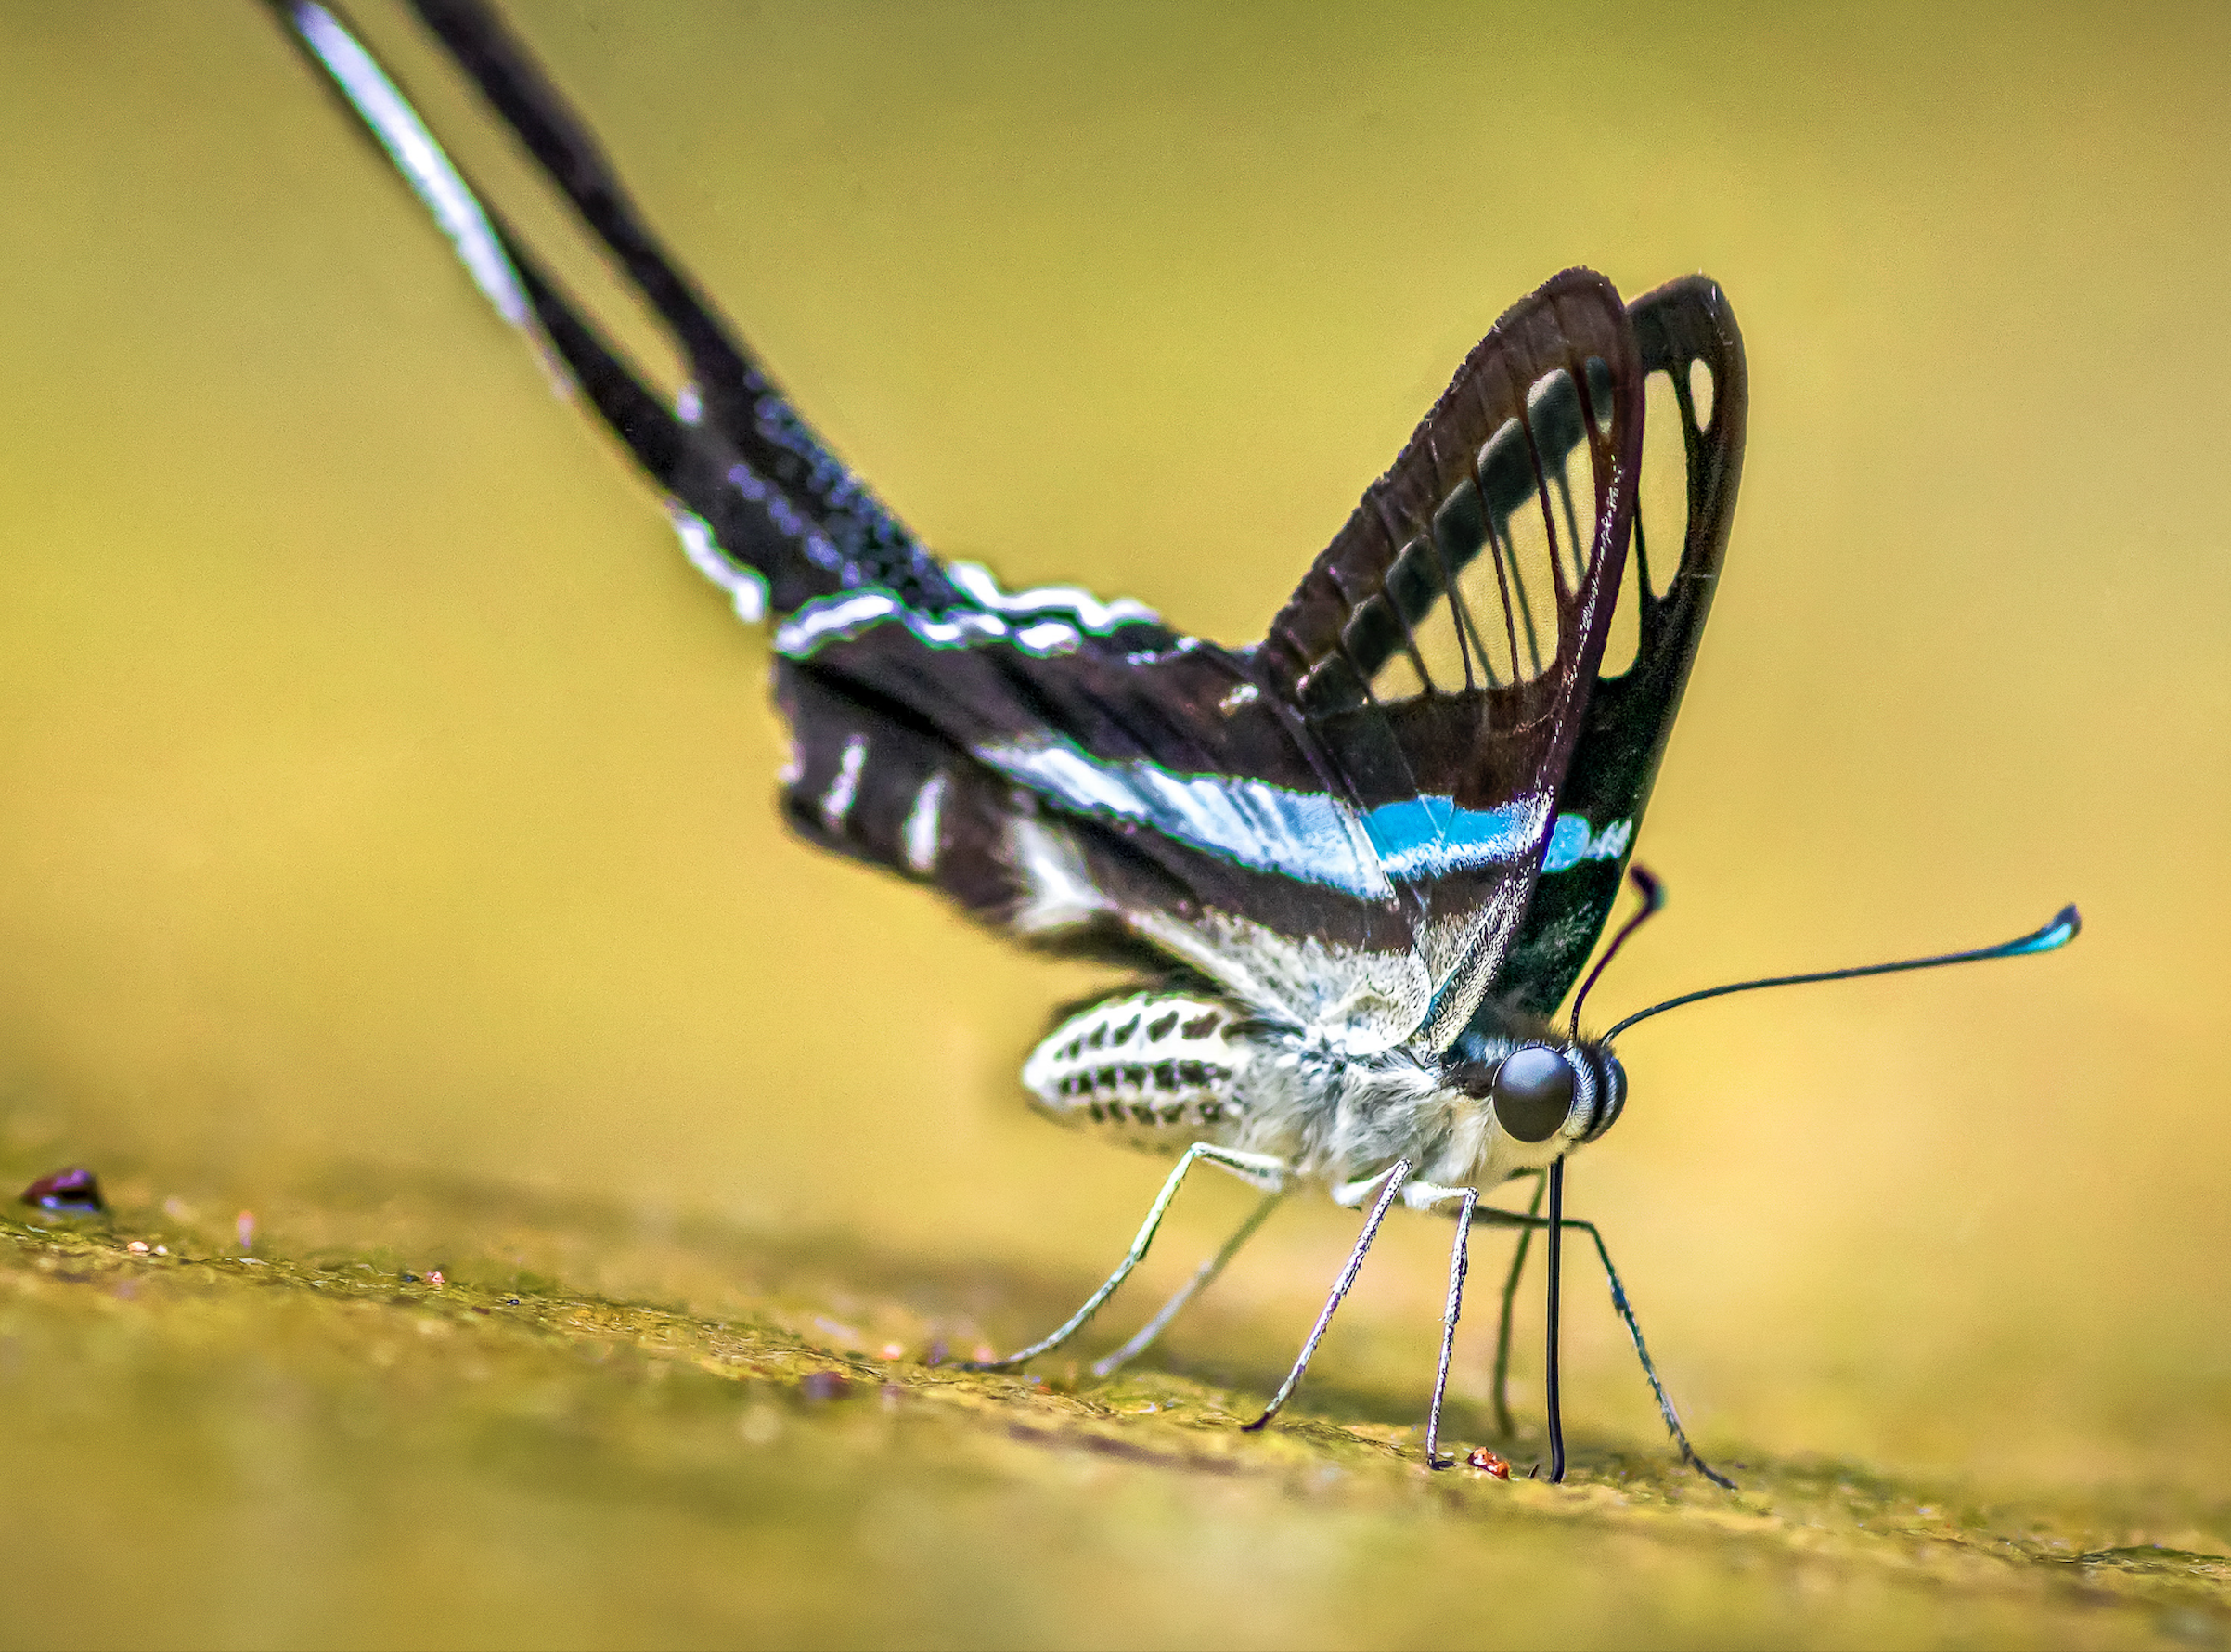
[1444,1034,1627,1172]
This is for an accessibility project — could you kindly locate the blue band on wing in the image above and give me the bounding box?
[1360,797,1535,882]
[977,736,1625,899]
[980,737,1395,900]
[1361,798,1631,880]
[1538,812,1634,874]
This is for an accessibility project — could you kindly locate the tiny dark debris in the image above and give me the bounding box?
[20,1168,104,1215]
[800,1371,851,1402]
[922,1338,949,1368]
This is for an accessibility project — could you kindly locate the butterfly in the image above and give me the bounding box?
[272,0,2077,1486]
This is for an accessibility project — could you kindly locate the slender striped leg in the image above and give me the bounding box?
[1090,1190,1284,1379]
[1241,1159,1412,1432]
[1424,1187,1479,1467]
[1490,1171,1548,1438]
[1393,1181,1489,1465]
[962,1144,1288,1373]
[1467,1198,1734,1489]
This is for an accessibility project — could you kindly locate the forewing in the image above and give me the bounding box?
[1493,276,1749,1017]
[272,0,1391,1025]
[781,272,1647,1045]
[272,4,1673,1049]
[1259,270,1646,1050]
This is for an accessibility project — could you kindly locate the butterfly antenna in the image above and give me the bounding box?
[1569,864,1664,1038]
[1604,904,2081,1044]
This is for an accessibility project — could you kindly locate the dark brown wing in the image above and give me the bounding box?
[1257,269,1646,1047]
[272,0,1652,1049]
[1490,276,1748,1019]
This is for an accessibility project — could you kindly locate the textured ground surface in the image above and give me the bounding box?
[5,11,2229,1648]
[4,1163,2225,1652]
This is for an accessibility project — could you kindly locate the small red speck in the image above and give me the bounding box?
[126,1241,149,1254]
[1465,1448,1512,1479]
[879,1341,905,1361]
[426,1270,445,1287]
[971,1344,996,1363]
[235,1210,256,1250]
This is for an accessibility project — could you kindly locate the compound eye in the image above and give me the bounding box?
[1490,1047,1577,1143]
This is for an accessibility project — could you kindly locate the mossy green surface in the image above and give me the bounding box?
[3,1166,2225,1652]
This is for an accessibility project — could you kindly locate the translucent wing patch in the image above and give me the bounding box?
[1490,276,1749,1020]
[1261,270,1647,1050]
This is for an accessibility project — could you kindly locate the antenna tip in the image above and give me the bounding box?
[2018,904,2082,955]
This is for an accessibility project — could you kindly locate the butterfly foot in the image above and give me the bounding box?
[1685,1450,1738,1491]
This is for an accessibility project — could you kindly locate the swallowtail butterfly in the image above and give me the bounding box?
[271,0,2077,1484]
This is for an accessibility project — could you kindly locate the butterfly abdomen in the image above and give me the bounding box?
[1023,991,1253,1142]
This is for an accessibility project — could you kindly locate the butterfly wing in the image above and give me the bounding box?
[275,2,1649,1052]
[1491,277,1748,1017]
[1255,271,1646,1049]
[275,0,961,622]
[776,271,1645,1052]
[277,0,1385,1018]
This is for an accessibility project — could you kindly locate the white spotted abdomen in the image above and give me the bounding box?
[1023,990,1251,1143]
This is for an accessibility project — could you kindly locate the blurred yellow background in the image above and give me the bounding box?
[2,0,2226,1526]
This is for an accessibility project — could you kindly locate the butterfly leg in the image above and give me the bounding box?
[961,1143,1288,1374]
[1489,1171,1549,1438]
[1392,1181,1485,1466]
[1240,1159,1412,1433]
[1088,1188,1283,1379]
[1563,1212,1735,1489]
[1468,1200,1734,1489]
